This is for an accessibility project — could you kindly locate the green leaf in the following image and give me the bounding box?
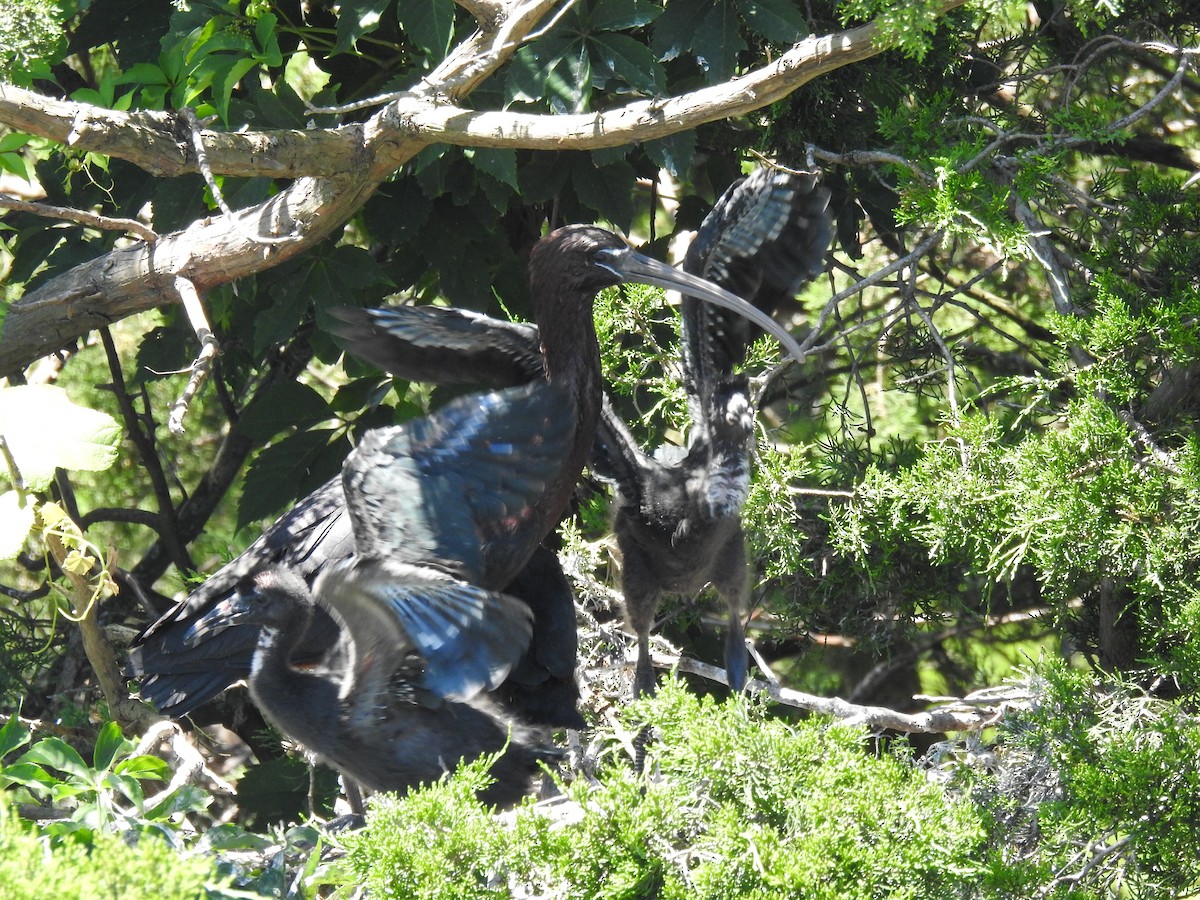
[0,152,32,182]
[114,755,170,780]
[591,32,664,95]
[0,385,121,491]
[644,129,696,178]
[0,762,58,794]
[467,148,519,191]
[737,0,809,43]
[651,0,712,61]
[113,62,169,86]
[238,429,342,529]
[254,12,283,66]
[0,132,33,153]
[0,715,30,759]
[0,492,35,561]
[591,0,661,31]
[238,380,333,442]
[20,737,90,781]
[105,771,145,808]
[92,721,130,772]
[214,55,260,123]
[574,157,637,230]
[333,0,393,55]
[694,1,745,82]
[397,0,456,59]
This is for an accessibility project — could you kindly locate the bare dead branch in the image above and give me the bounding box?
[652,649,1029,733]
[167,276,220,435]
[0,193,157,242]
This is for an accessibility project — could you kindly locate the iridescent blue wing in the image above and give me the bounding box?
[329,305,543,388]
[342,381,574,582]
[318,558,533,710]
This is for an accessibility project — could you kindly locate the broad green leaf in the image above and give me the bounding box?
[574,157,637,231]
[238,429,342,529]
[397,0,456,60]
[105,771,145,808]
[591,0,661,30]
[0,152,32,182]
[0,715,30,759]
[20,737,90,780]
[113,62,169,86]
[0,762,57,794]
[467,148,519,191]
[283,50,332,102]
[254,12,283,66]
[114,755,170,780]
[92,721,130,772]
[238,380,334,442]
[210,54,260,122]
[644,129,697,178]
[591,32,664,95]
[0,132,33,153]
[550,43,592,114]
[145,782,210,819]
[694,1,745,82]
[651,0,712,61]
[0,491,35,560]
[50,781,94,801]
[333,0,392,55]
[0,385,120,491]
[738,0,809,43]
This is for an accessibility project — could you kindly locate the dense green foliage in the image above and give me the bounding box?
[2,0,1199,895]
[339,680,990,899]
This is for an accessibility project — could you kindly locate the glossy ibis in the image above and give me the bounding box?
[183,380,577,805]
[128,225,785,729]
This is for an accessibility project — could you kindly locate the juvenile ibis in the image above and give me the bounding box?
[128,225,789,729]
[596,168,833,694]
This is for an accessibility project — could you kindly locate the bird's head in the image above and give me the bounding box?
[528,224,805,364]
[182,567,313,645]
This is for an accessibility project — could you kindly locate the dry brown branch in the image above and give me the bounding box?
[0,193,157,242]
[652,649,1030,733]
[167,276,220,435]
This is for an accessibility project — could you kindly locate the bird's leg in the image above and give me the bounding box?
[342,777,365,817]
[624,577,662,698]
[715,530,751,692]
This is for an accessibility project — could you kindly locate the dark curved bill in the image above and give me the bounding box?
[595,246,806,364]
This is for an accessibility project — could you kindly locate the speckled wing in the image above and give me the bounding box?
[328,305,544,388]
[342,381,575,583]
[681,168,833,410]
[317,558,533,707]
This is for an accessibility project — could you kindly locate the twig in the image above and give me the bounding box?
[178,108,297,245]
[168,275,221,435]
[42,525,154,730]
[1117,409,1181,474]
[651,649,1027,733]
[99,328,194,574]
[0,193,157,242]
[0,434,27,498]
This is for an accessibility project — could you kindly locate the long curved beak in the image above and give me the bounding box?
[596,246,805,364]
